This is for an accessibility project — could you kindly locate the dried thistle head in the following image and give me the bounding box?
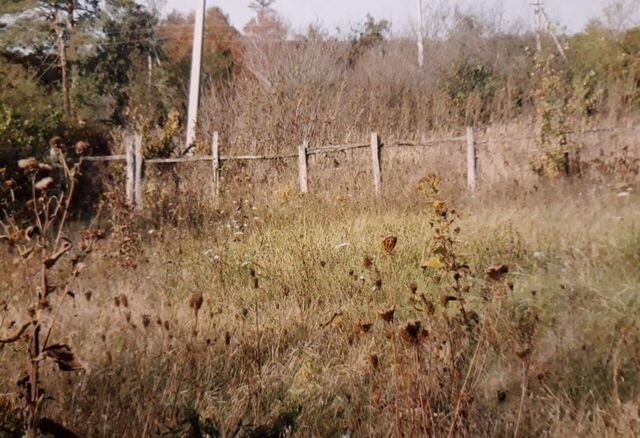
[74,141,89,155]
[49,136,63,150]
[190,293,204,315]
[400,321,428,345]
[378,306,395,323]
[368,354,380,370]
[363,256,374,269]
[381,235,398,254]
[409,283,418,294]
[357,321,373,333]
[486,264,509,281]
[34,177,54,191]
[17,158,39,171]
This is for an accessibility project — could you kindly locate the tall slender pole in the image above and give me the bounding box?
[417,0,425,68]
[541,9,568,62]
[185,0,206,153]
[532,1,542,54]
[211,131,220,203]
[466,126,477,193]
[298,140,309,194]
[134,133,144,210]
[370,132,382,196]
[125,135,135,207]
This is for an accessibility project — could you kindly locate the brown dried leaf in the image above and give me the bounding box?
[42,344,85,372]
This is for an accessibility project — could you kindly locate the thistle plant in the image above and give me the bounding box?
[0,149,100,437]
[351,174,517,436]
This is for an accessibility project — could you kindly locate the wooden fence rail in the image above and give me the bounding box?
[77,127,476,207]
[76,124,625,208]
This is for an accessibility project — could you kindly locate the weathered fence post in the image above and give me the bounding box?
[298,139,309,193]
[466,126,477,193]
[370,132,382,196]
[211,131,220,203]
[125,134,135,207]
[134,133,144,210]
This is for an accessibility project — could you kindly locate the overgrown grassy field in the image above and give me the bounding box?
[1,178,639,437]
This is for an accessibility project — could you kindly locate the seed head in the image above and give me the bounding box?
[190,292,204,314]
[35,177,54,191]
[18,158,39,171]
[486,264,509,281]
[74,141,89,155]
[357,321,373,333]
[381,235,398,254]
[378,306,395,323]
[400,321,428,345]
[369,354,380,370]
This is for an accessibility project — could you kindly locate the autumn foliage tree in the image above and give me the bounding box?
[160,7,242,93]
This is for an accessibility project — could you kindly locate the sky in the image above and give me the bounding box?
[161,0,613,35]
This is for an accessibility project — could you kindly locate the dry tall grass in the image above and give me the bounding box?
[1,163,639,436]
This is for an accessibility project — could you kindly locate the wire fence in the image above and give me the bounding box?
[71,124,634,209]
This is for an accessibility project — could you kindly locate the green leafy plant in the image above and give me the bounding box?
[532,55,572,177]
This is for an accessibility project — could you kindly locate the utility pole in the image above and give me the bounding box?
[530,1,568,62]
[417,0,425,68]
[531,1,543,54]
[185,0,206,152]
[541,8,568,62]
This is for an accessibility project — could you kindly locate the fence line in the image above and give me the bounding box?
[75,124,628,208]
[395,136,467,147]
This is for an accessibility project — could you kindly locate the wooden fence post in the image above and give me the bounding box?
[466,126,477,193]
[125,134,135,207]
[211,131,220,203]
[134,133,143,210]
[370,132,382,196]
[298,139,309,193]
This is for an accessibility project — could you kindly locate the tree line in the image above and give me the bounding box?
[2,0,640,169]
